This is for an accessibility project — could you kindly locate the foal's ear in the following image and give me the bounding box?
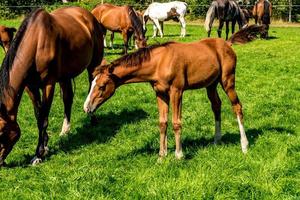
[10,27,17,33]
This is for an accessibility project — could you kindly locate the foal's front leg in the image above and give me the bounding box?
[156,93,169,159]
[170,87,183,159]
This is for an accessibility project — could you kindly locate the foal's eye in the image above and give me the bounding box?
[98,85,105,90]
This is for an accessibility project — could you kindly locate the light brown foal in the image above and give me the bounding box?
[84,35,252,159]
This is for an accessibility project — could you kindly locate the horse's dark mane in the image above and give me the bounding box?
[0,8,44,103]
[98,42,175,73]
[128,6,145,39]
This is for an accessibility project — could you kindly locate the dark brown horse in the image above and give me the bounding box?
[92,3,147,54]
[83,25,265,159]
[0,25,16,53]
[0,7,104,166]
[204,0,248,40]
[253,0,272,38]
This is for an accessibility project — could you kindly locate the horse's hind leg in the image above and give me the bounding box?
[221,73,248,153]
[31,82,55,165]
[59,80,73,136]
[153,19,163,38]
[178,16,186,37]
[225,21,230,40]
[206,84,222,144]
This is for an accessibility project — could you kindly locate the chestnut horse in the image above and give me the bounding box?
[0,7,104,166]
[83,25,266,159]
[92,3,147,54]
[253,0,272,38]
[0,25,16,53]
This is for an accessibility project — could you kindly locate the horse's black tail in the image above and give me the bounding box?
[128,6,145,38]
[204,2,217,33]
[227,24,266,45]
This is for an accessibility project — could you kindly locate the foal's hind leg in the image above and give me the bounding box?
[221,74,248,153]
[59,80,73,136]
[206,84,222,144]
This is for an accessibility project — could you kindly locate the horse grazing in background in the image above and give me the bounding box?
[253,0,272,38]
[143,1,188,38]
[0,7,104,166]
[0,25,16,53]
[92,3,147,54]
[205,0,248,40]
[83,25,267,160]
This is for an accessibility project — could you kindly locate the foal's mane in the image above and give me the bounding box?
[0,8,44,103]
[127,6,145,38]
[98,42,174,73]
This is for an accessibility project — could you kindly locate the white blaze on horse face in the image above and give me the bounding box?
[84,76,98,113]
[237,116,249,153]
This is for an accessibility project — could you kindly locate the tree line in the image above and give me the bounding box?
[1,0,300,21]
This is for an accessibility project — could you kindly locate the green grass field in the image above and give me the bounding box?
[0,19,299,199]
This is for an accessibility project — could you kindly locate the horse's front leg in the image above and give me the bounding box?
[110,32,114,49]
[59,80,73,136]
[218,20,224,38]
[121,31,130,54]
[31,82,55,165]
[178,16,186,37]
[156,93,169,161]
[170,87,183,159]
[226,20,230,40]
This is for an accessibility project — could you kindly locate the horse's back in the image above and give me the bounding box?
[155,39,235,89]
[33,7,103,79]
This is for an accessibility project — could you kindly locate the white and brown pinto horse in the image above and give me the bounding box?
[143,1,188,38]
[0,7,104,166]
[83,25,267,159]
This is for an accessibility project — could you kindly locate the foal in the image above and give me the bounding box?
[82,24,269,159]
[0,25,16,52]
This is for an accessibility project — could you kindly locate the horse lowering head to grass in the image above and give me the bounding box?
[204,0,248,40]
[0,25,16,53]
[253,0,272,38]
[92,3,147,54]
[83,25,264,160]
[0,7,104,167]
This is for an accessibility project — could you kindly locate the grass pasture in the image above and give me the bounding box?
[0,19,299,199]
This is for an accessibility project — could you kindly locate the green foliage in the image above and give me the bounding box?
[0,20,299,199]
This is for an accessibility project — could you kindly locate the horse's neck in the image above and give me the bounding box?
[113,62,155,85]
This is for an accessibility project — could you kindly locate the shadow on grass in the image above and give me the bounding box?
[6,109,148,168]
[126,126,295,160]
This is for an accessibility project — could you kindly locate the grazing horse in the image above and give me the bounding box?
[91,3,147,54]
[0,7,104,166]
[252,0,272,38]
[0,25,16,53]
[204,0,248,40]
[83,25,266,159]
[143,1,187,38]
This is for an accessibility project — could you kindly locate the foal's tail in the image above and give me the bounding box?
[226,24,266,45]
[204,2,217,32]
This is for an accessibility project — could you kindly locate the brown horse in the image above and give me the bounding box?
[252,0,272,38]
[92,3,147,54]
[0,7,104,166]
[83,25,265,159]
[0,25,16,53]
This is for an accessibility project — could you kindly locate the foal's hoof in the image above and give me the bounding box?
[31,156,43,166]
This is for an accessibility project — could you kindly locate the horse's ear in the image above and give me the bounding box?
[10,27,17,33]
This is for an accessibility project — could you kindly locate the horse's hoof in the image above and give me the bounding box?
[60,126,71,136]
[157,156,164,164]
[31,156,43,166]
[175,150,184,160]
[241,139,249,154]
[42,146,49,157]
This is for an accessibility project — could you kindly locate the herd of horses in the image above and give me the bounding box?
[0,0,270,167]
